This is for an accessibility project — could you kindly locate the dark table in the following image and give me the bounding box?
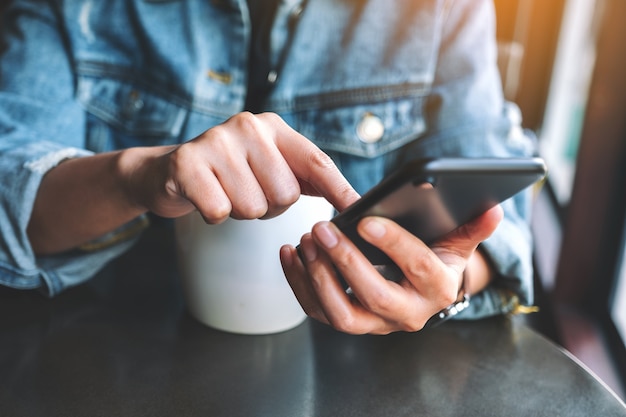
[1,223,625,417]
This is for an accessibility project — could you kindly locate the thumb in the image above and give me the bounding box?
[431,205,503,269]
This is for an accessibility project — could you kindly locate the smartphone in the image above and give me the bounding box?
[331,157,547,265]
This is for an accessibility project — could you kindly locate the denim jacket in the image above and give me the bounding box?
[0,0,537,318]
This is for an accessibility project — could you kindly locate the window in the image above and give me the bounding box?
[539,0,603,204]
[611,223,626,345]
[525,0,626,399]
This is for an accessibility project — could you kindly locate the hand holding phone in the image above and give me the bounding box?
[285,157,546,333]
[331,157,547,265]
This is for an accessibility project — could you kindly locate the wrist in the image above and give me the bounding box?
[424,248,492,329]
[464,247,494,295]
[116,145,172,214]
[424,271,470,328]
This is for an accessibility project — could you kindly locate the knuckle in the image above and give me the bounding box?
[231,112,265,136]
[285,187,301,204]
[403,259,431,281]
[200,197,232,223]
[265,174,300,208]
[307,149,336,172]
[169,143,196,169]
[201,124,230,147]
[339,183,359,202]
[333,248,362,272]
[248,204,270,219]
[257,111,282,124]
[361,288,394,315]
[272,187,300,207]
[328,312,361,335]
[201,207,230,224]
[233,200,269,220]
[231,110,257,125]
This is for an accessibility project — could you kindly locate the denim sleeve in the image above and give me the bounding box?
[406,0,539,318]
[0,2,144,296]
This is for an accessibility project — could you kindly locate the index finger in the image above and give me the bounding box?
[261,113,360,211]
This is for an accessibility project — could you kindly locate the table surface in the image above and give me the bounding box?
[1,222,625,417]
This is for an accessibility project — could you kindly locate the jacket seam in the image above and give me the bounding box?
[293,82,431,111]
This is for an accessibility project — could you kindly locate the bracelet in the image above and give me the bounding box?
[424,270,470,329]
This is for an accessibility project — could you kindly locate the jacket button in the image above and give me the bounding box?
[122,90,144,116]
[356,113,384,143]
[290,3,304,20]
[267,70,278,84]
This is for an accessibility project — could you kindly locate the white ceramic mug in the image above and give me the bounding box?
[174,196,334,335]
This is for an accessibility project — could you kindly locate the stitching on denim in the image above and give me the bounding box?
[294,83,430,111]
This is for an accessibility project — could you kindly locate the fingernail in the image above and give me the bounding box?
[301,239,318,262]
[361,217,386,238]
[315,222,339,249]
[280,245,294,267]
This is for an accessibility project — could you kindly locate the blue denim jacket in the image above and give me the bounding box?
[0,0,537,318]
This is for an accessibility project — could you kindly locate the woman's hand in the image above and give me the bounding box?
[29,112,358,255]
[123,112,359,223]
[280,205,503,334]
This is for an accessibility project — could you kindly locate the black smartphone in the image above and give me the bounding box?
[331,157,547,265]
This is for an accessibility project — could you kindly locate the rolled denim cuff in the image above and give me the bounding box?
[0,141,146,296]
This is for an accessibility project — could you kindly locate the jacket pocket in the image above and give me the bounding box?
[76,73,188,151]
[290,83,429,159]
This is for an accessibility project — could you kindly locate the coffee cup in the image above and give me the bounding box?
[174,196,333,335]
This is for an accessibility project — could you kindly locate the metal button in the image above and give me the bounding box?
[356,113,385,143]
[290,3,304,19]
[267,70,278,84]
[123,90,144,115]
